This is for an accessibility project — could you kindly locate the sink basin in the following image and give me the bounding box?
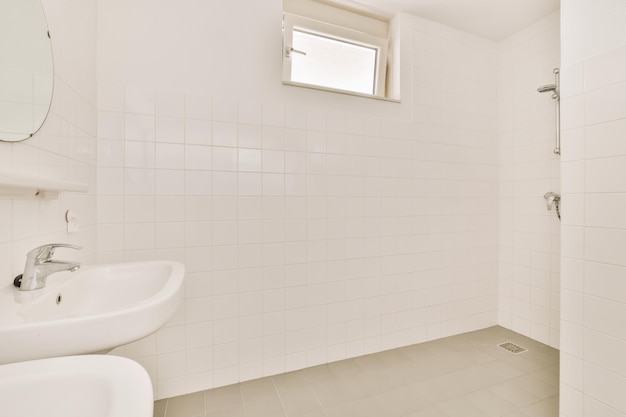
[0,355,152,417]
[0,261,184,364]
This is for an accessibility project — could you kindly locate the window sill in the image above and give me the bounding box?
[282,81,401,103]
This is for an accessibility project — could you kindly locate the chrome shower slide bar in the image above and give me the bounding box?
[537,68,560,155]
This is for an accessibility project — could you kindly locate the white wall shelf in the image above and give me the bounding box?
[0,170,88,199]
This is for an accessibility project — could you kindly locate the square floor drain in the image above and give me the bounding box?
[498,341,527,354]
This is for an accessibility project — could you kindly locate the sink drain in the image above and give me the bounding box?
[56,293,62,305]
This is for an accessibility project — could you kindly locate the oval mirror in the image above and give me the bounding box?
[0,0,54,142]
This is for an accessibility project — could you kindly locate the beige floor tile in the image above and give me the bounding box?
[240,377,278,403]
[206,405,245,417]
[410,380,456,405]
[366,390,412,417]
[244,395,287,417]
[501,354,550,374]
[352,353,392,376]
[311,379,365,407]
[153,399,167,417]
[405,360,451,384]
[524,347,560,367]
[436,396,488,417]
[530,364,560,388]
[165,391,204,417]
[477,359,525,384]
[277,387,323,417]
[375,347,414,368]
[464,345,501,364]
[156,326,560,417]
[382,384,434,414]
[429,365,493,398]
[466,387,517,417]
[397,343,428,361]
[357,374,388,396]
[291,411,326,417]
[205,384,243,412]
[325,397,399,417]
[405,405,451,417]
[272,370,311,393]
[520,395,559,417]
[503,410,534,417]
[327,358,364,379]
[416,344,477,374]
[328,358,383,396]
[490,380,540,408]
[324,400,371,417]
[299,364,339,387]
[510,374,558,400]
[463,362,510,387]
[376,365,428,391]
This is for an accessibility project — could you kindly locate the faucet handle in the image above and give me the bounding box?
[27,243,82,261]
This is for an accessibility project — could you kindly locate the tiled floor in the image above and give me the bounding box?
[154,326,559,417]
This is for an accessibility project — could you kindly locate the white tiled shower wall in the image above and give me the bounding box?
[0,0,97,285]
[497,12,561,349]
[98,1,500,399]
[560,0,626,416]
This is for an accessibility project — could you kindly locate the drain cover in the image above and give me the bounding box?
[498,341,527,354]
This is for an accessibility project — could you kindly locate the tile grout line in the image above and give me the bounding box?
[270,376,291,417]
[309,379,330,417]
[238,384,248,417]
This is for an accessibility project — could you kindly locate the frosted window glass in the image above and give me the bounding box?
[291,29,377,95]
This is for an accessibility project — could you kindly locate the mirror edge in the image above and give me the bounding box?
[0,0,55,143]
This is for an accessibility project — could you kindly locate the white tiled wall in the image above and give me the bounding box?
[560,1,626,416]
[497,12,561,348]
[2,0,574,405]
[98,1,500,399]
[0,0,97,287]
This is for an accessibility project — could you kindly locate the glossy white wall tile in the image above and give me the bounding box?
[561,0,626,415]
[497,12,561,348]
[0,0,97,284]
[98,4,499,399]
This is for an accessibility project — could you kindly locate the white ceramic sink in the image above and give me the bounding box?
[0,261,184,364]
[0,355,153,417]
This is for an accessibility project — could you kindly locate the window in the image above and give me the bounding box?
[282,1,390,99]
[291,27,377,95]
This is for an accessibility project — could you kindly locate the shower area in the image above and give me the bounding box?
[497,13,561,349]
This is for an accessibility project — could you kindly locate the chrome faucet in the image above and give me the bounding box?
[18,243,82,291]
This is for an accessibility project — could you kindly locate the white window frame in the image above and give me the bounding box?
[282,12,389,99]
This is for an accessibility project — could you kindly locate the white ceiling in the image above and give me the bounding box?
[360,0,560,41]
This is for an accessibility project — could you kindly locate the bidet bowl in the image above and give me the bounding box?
[0,261,184,364]
[0,355,153,417]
